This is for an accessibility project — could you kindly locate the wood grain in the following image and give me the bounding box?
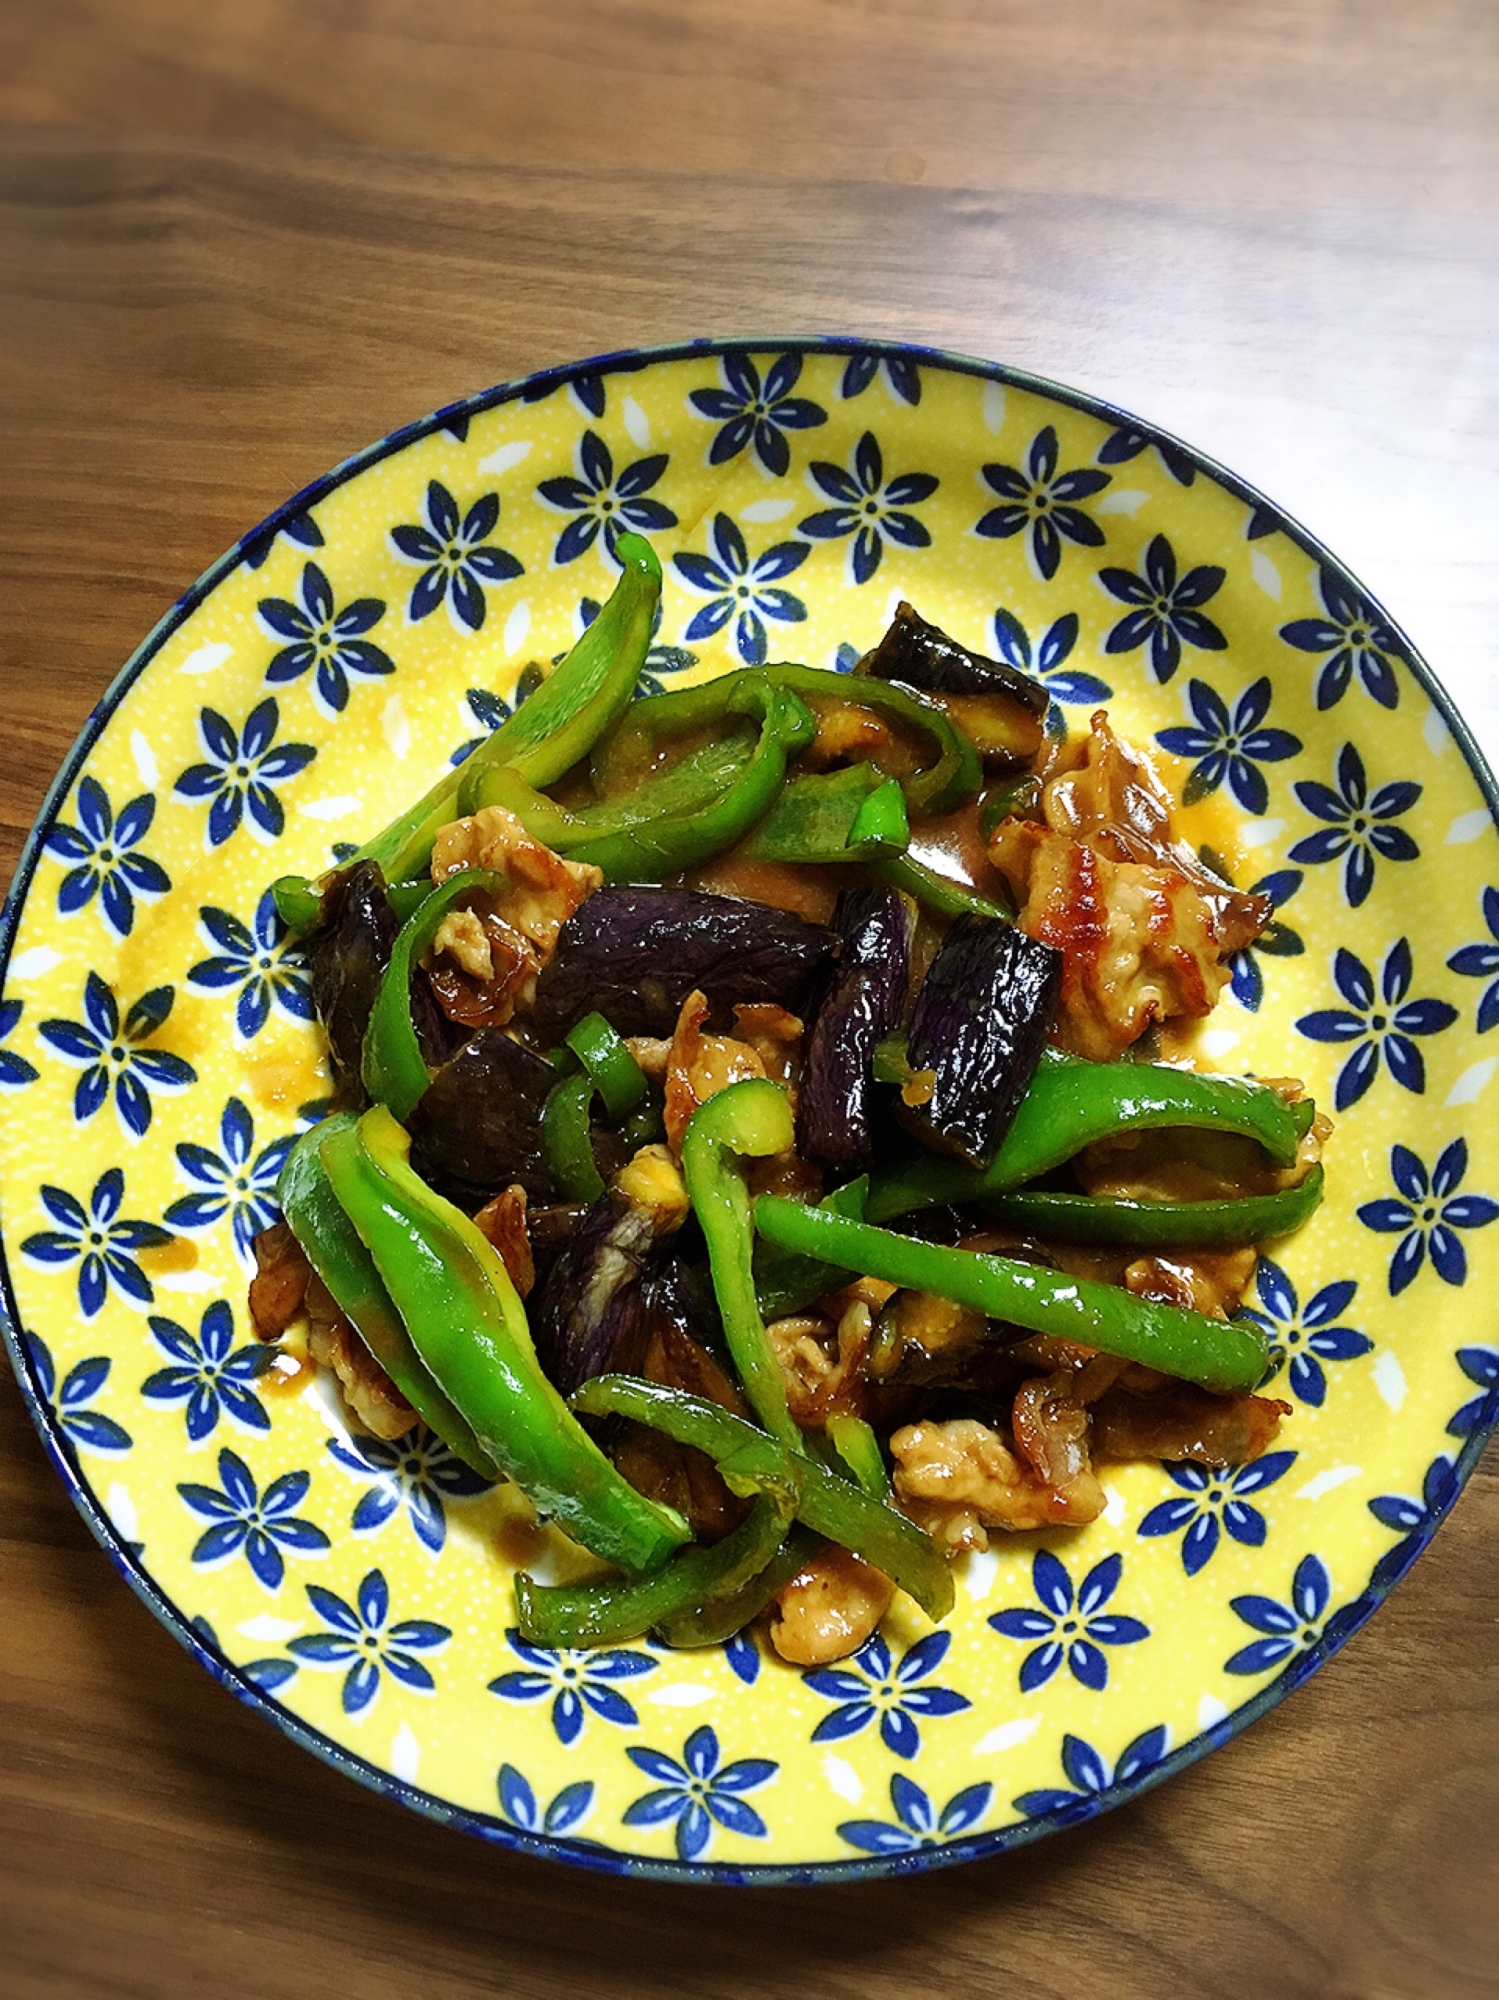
[2,5,1496,1995]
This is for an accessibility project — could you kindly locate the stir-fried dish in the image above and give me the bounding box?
[252,532,1325,1666]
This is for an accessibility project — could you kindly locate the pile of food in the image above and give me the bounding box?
[251,531,1324,1666]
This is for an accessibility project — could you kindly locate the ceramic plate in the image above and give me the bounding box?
[4,339,1496,1884]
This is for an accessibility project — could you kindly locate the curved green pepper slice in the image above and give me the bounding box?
[753,1195,1270,1395]
[981,1163,1325,1246]
[867,1050,1315,1222]
[277,1114,500,1479]
[271,533,662,931]
[741,767,910,864]
[762,662,982,816]
[322,1106,690,1575]
[360,866,504,1120]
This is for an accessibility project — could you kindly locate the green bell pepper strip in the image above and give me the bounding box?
[654,1525,822,1650]
[322,1106,690,1574]
[869,850,1009,923]
[741,766,910,865]
[541,1066,607,1204]
[514,1452,801,1648]
[463,677,817,881]
[753,1196,1270,1395]
[276,1115,501,1480]
[980,1163,1325,1246]
[572,1374,955,1621]
[762,663,982,816]
[359,867,504,1120]
[681,1080,801,1451]
[269,534,662,932]
[752,1174,870,1318]
[565,1012,648,1119]
[866,1049,1316,1222]
[979,775,1043,840]
[826,1413,890,1499]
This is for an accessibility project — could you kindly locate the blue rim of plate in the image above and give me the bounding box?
[2,334,1496,1886]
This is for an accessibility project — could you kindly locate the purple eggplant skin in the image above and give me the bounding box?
[901,917,1063,1169]
[307,861,399,1097]
[797,887,913,1173]
[530,1188,668,1396]
[858,600,1048,712]
[406,1026,559,1205]
[531,886,837,1040]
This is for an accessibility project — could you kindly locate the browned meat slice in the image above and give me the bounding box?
[770,1545,895,1665]
[472,1184,536,1298]
[248,1221,312,1340]
[1091,1382,1290,1466]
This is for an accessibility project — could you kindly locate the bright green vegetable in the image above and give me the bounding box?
[981,1164,1325,1246]
[869,851,1009,923]
[763,663,981,815]
[866,1048,1315,1222]
[741,766,910,864]
[359,867,503,1120]
[573,1374,955,1621]
[540,1066,607,1205]
[753,1195,1271,1395]
[681,1079,801,1451]
[271,533,662,931]
[565,1012,649,1120]
[654,1526,821,1649]
[277,1115,500,1479]
[752,1174,870,1318]
[322,1106,690,1575]
[826,1413,890,1498]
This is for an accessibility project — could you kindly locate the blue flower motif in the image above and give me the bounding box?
[1098,533,1227,683]
[1239,1261,1373,1409]
[988,1551,1150,1692]
[1097,424,1196,485]
[804,1628,970,1759]
[21,1168,171,1317]
[178,1446,330,1592]
[622,1725,776,1862]
[257,561,394,714]
[1446,887,1499,1033]
[1368,1454,1460,1588]
[799,431,938,585]
[1137,1451,1296,1576]
[1295,941,1457,1111]
[537,429,677,566]
[1280,566,1404,710]
[1357,1139,1499,1294]
[688,351,827,475]
[164,1096,293,1268]
[389,480,523,631]
[1225,1553,1334,1676]
[242,507,323,572]
[1013,1726,1170,1824]
[173,698,317,847]
[838,1774,993,1856]
[975,426,1111,581]
[23,1331,133,1454]
[839,353,921,406]
[488,1629,657,1746]
[43,777,170,937]
[0,998,39,1088]
[287,1569,449,1713]
[1449,1346,1499,1439]
[327,1425,493,1554]
[723,1630,760,1685]
[142,1299,273,1441]
[1224,867,1304,1012]
[1155,678,1301,815]
[1288,742,1420,909]
[187,889,314,1040]
[189,1613,298,1693]
[671,514,810,665]
[991,607,1111,723]
[37,975,196,1137]
[496,1765,595,1839]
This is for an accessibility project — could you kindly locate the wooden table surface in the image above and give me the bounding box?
[2,5,1496,1995]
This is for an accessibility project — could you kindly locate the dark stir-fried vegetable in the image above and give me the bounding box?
[264,554,1327,1672]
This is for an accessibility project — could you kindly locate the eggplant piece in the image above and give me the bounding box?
[406,1026,559,1205]
[859,601,1048,709]
[531,886,837,1040]
[900,917,1062,1169]
[797,888,912,1172]
[531,1189,682,1396]
[858,601,1049,766]
[307,860,399,1095]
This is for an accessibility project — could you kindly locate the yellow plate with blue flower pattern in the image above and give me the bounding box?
[3,339,1496,1883]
